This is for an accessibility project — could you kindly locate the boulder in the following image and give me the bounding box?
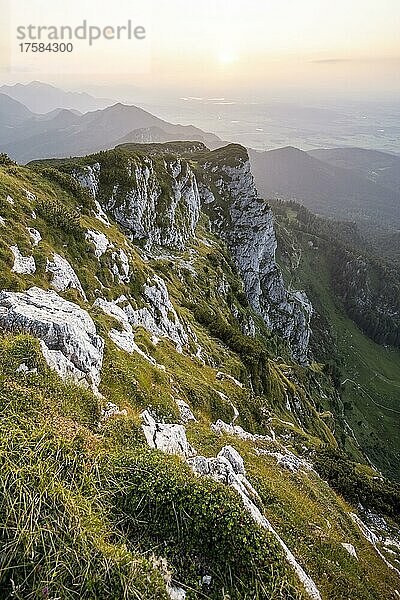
[10,246,36,275]
[141,410,196,458]
[46,253,87,301]
[0,287,104,393]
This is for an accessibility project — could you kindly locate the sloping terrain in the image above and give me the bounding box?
[270,200,400,480]
[308,147,400,195]
[0,95,221,164]
[0,146,399,599]
[249,146,400,231]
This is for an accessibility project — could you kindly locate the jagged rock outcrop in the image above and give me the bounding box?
[94,297,159,365]
[73,158,201,251]
[85,229,111,258]
[10,246,36,275]
[72,163,100,198]
[46,253,87,301]
[199,147,312,364]
[27,228,41,246]
[141,410,196,458]
[124,275,188,352]
[0,287,104,392]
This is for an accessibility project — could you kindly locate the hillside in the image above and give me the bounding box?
[0,95,222,163]
[270,199,400,480]
[0,146,399,599]
[308,147,400,195]
[249,146,400,231]
[0,81,114,114]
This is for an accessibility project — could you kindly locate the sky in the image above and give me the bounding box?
[1,0,399,102]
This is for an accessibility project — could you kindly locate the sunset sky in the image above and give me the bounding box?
[1,0,399,101]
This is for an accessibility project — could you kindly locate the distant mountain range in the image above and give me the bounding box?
[0,81,114,114]
[308,147,400,195]
[0,90,222,163]
[249,146,400,231]
[1,82,399,233]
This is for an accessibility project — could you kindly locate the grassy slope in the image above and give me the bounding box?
[273,207,400,481]
[0,158,399,599]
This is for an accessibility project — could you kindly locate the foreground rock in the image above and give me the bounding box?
[141,410,196,458]
[10,246,36,275]
[0,287,104,392]
[141,410,321,600]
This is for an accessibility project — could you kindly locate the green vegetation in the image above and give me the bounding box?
[314,447,400,521]
[271,199,400,480]
[0,152,399,599]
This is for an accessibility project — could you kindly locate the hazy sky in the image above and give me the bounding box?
[1,0,399,101]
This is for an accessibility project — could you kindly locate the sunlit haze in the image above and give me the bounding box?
[1,0,399,102]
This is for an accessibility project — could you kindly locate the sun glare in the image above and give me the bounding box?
[217,49,238,65]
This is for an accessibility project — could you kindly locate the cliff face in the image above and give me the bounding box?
[196,146,312,364]
[73,156,200,251]
[72,145,312,364]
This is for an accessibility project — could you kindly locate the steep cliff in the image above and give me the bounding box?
[68,144,312,364]
[195,145,312,364]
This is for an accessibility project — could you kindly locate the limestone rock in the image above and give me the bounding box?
[72,163,100,198]
[86,229,111,258]
[218,445,245,475]
[0,287,104,393]
[74,158,200,251]
[94,297,157,365]
[141,410,196,458]
[124,275,188,352]
[27,228,42,246]
[46,253,87,301]
[111,249,130,283]
[200,152,312,364]
[10,246,36,275]
[341,543,358,559]
[176,399,196,422]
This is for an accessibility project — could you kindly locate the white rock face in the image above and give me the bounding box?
[6,195,14,205]
[86,229,110,258]
[176,399,196,422]
[140,409,321,600]
[211,419,272,442]
[72,163,100,198]
[74,158,200,251]
[141,410,196,458]
[94,200,110,226]
[124,275,188,352]
[111,249,130,283]
[167,586,186,600]
[94,297,157,365]
[350,513,400,576]
[0,216,6,226]
[342,543,358,559]
[200,154,312,365]
[0,287,104,392]
[10,246,36,275]
[256,448,313,473]
[218,445,245,475]
[46,253,87,301]
[27,228,42,246]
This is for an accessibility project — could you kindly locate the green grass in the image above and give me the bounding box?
[273,207,400,480]
[1,154,400,599]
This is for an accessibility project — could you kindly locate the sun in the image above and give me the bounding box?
[217,49,238,66]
